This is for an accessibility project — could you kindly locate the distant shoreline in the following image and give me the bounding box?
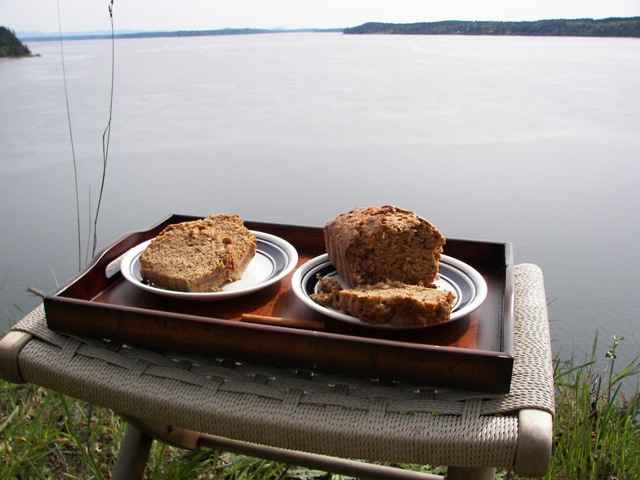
[18,28,342,42]
[18,16,640,42]
[344,17,640,38]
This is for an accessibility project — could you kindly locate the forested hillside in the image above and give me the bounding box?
[0,26,32,57]
[344,17,640,37]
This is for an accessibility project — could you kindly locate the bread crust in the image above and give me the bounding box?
[139,214,256,292]
[324,205,445,288]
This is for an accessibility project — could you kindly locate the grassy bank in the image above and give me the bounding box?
[1,336,638,479]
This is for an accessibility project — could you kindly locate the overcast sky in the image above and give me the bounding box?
[4,0,640,34]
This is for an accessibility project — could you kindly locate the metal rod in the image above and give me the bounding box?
[197,432,444,480]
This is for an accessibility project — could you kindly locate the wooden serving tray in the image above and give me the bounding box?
[45,214,515,393]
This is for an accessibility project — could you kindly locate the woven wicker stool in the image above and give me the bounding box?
[1,264,554,479]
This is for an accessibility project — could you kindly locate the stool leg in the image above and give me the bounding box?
[445,467,496,480]
[112,424,153,480]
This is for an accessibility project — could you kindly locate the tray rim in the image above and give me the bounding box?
[44,213,515,392]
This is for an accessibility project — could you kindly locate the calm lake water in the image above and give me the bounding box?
[1,33,639,383]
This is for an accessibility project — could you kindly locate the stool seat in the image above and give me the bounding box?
[0,264,554,479]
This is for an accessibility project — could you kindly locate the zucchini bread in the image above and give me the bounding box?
[312,277,455,327]
[313,205,454,327]
[324,205,446,288]
[139,214,256,292]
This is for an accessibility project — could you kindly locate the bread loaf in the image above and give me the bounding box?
[311,206,454,327]
[139,214,256,292]
[324,205,445,288]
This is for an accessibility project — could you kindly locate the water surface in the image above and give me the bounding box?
[1,33,638,380]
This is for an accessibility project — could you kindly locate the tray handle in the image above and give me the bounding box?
[48,229,157,300]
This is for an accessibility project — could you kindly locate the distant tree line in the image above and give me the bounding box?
[98,28,274,40]
[344,17,640,38]
[116,27,343,39]
[0,26,32,57]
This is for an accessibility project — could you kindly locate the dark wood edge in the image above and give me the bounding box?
[45,296,513,393]
[502,243,515,357]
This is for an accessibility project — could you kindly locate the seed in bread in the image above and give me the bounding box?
[323,205,445,288]
[139,214,256,292]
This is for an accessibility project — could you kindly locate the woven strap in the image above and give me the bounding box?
[9,264,553,468]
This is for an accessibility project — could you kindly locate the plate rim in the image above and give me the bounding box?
[291,253,488,330]
[120,230,298,301]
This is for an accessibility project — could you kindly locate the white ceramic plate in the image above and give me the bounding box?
[291,254,488,329]
[120,231,298,301]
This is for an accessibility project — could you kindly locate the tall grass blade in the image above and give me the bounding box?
[92,0,115,258]
[56,0,82,271]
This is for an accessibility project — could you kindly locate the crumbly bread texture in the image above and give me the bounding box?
[139,214,257,293]
[324,205,446,288]
[310,276,344,311]
[311,278,455,327]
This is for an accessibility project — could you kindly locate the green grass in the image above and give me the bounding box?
[1,336,638,479]
[547,336,640,480]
